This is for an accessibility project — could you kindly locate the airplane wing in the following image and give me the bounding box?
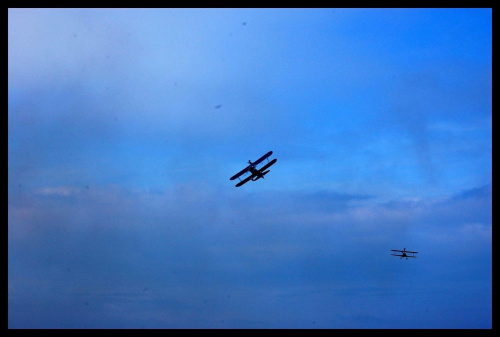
[230,165,250,180]
[258,158,277,172]
[391,249,404,252]
[405,251,418,254]
[235,175,254,187]
[406,255,417,258]
[391,254,403,257]
[230,151,273,180]
[252,151,273,167]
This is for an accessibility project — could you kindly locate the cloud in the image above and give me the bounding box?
[35,186,80,197]
[9,176,491,328]
[9,182,491,274]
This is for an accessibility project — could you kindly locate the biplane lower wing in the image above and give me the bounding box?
[258,158,277,172]
[235,175,253,187]
[391,253,417,258]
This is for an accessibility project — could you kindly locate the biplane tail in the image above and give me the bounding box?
[257,170,271,180]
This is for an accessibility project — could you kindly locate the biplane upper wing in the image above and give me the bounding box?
[230,151,273,180]
[391,254,417,258]
[252,151,273,167]
[258,158,277,172]
[235,175,253,187]
[391,249,418,253]
[230,165,250,180]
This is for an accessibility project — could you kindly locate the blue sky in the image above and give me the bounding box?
[8,8,491,329]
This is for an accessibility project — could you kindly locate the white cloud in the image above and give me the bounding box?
[458,223,491,240]
[35,186,80,197]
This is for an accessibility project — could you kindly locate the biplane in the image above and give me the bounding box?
[391,248,418,260]
[230,151,277,187]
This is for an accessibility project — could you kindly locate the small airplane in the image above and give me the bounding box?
[230,151,277,187]
[391,248,418,260]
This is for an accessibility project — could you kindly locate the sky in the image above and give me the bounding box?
[8,8,492,329]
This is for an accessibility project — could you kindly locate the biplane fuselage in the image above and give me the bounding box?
[248,164,267,181]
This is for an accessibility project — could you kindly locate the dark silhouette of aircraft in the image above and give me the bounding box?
[391,248,418,260]
[230,151,277,187]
